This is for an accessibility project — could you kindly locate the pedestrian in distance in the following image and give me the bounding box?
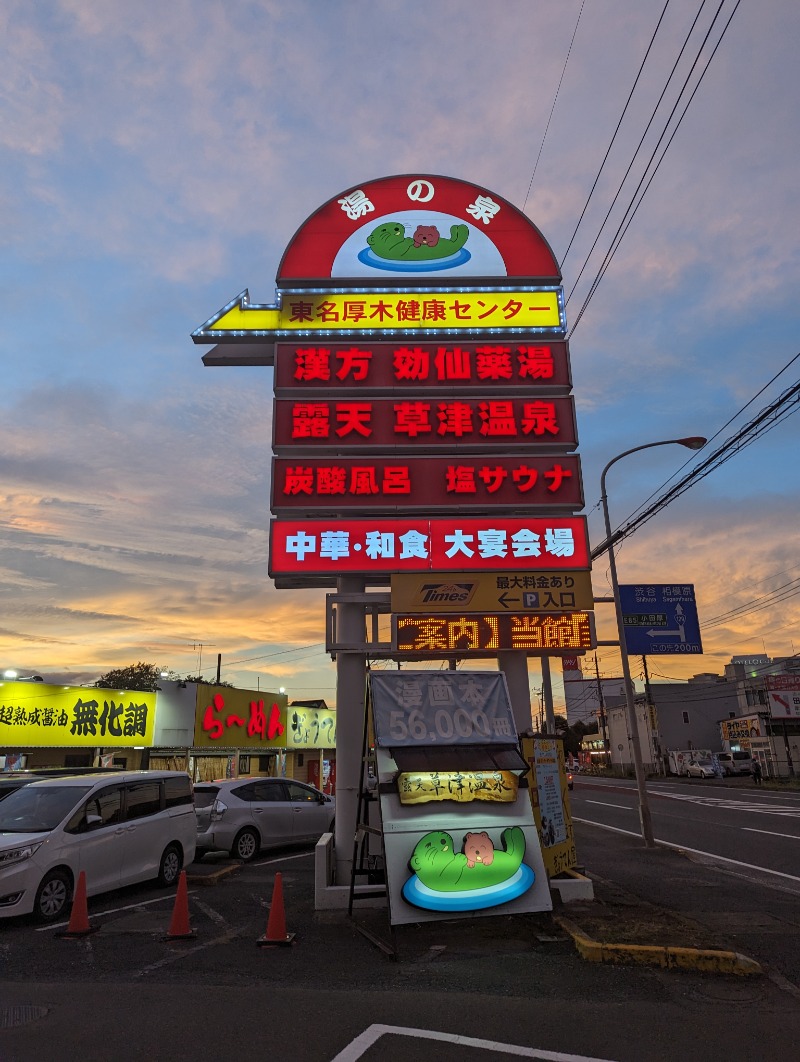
[752,760,763,786]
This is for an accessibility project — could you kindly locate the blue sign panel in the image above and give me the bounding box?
[618,584,702,655]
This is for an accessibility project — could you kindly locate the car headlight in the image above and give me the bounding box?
[0,843,42,867]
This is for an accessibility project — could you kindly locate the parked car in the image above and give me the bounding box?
[194,778,335,862]
[0,767,123,805]
[686,759,716,779]
[0,770,195,922]
[717,751,754,776]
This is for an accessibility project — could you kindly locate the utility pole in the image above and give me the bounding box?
[641,655,662,775]
[594,654,608,764]
[216,653,222,684]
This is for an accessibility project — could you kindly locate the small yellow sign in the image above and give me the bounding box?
[391,571,595,613]
[0,681,156,747]
[196,288,564,336]
[397,770,518,805]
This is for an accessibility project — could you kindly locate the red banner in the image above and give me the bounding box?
[275,340,571,393]
[269,516,589,580]
[271,454,582,512]
[274,396,577,451]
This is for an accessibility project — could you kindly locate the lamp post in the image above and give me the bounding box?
[599,436,706,848]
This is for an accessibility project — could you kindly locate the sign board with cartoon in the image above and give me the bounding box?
[521,735,577,878]
[368,671,551,926]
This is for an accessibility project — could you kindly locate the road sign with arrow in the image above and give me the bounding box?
[618,584,702,655]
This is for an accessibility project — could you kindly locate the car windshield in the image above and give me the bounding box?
[0,784,91,832]
[697,760,713,766]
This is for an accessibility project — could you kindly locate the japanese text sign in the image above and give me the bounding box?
[390,570,594,613]
[0,681,155,747]
[269,516,590,580]
[369,671,516,748]
[271,454,583,513]
[393,612,596,656]
[286,705,337,748]
[193,685,289,748]
[275,340,572,393]
[766,677,800,720]
[618,584,702,655]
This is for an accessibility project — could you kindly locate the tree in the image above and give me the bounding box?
[95,662,170,692]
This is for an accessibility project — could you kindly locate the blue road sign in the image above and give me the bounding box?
[618,584,702,655]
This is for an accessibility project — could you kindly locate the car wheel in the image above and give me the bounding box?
[232,828,259,862]
[157,844,183,887]
[34,869,72,923]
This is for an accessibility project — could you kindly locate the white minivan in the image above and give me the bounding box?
[0,770,196,922]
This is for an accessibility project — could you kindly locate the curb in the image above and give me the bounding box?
[185,862,242,886]
[553,914,763,976]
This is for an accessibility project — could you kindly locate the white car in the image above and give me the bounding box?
[194,778,335,861]
[686,760,716,779]
[0,771,196,922]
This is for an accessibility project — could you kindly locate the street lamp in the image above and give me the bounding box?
[599,436,706,848]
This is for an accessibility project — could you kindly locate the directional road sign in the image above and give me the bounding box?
[618,584,702,655]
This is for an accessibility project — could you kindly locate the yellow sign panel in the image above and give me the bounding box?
[286,705,337,749]
[0,681,156,747]
[397,771,518,805]
[199,288,564,336]
[193,685,289,749]
[391,571,594,613]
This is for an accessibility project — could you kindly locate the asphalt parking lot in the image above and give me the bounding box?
[2,840,800,1062]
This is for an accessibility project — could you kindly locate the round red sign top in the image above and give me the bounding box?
[277,174,561,286]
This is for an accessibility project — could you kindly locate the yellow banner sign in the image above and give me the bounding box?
[195,287,564,337]
[286,705,337,748]
[0,681,156,747]
[391,571,594,613]
[193,685,289,749]
[397,770,518,805]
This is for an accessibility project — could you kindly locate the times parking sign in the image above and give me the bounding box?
[618,584,702,655]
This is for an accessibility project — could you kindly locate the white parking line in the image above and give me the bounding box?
[328,1023,618,1062]
[252,850,315,868]
[586,800,633,810]
[35,890,196,932]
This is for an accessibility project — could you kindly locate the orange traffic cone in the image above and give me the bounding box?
[57,870,97,937]
[256,872,295,947]
[165,870,195,940]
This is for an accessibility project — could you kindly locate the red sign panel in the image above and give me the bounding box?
[271,455,583,513]
[274,397,577,452]
[275,340,571,393]
[269,516,589,580]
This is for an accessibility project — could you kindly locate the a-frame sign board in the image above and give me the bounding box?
[349,670,552,952]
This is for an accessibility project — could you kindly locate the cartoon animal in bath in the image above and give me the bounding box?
[464,831,495,868]
[412,225,440,248]
[408,828,526,891]
[367,221,469,261]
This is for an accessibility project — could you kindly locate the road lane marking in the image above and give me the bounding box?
[253,851,315,867]
[742,827,800,839]
[586,800,633,810]
[35,890,197,932]
[328,1023,619,1062]
[574,817,800,885]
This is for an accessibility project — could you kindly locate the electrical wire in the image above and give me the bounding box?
[521,0,586,214]
[568,0,742,337]
[560,0,673,266]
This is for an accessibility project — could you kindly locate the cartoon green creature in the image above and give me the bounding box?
[408,827,526,892]
[367,221,469,261]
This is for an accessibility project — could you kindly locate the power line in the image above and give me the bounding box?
[568,0,742,336]
[561,0,672,267]
[521,0,586,214]
[592,374,800,559]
